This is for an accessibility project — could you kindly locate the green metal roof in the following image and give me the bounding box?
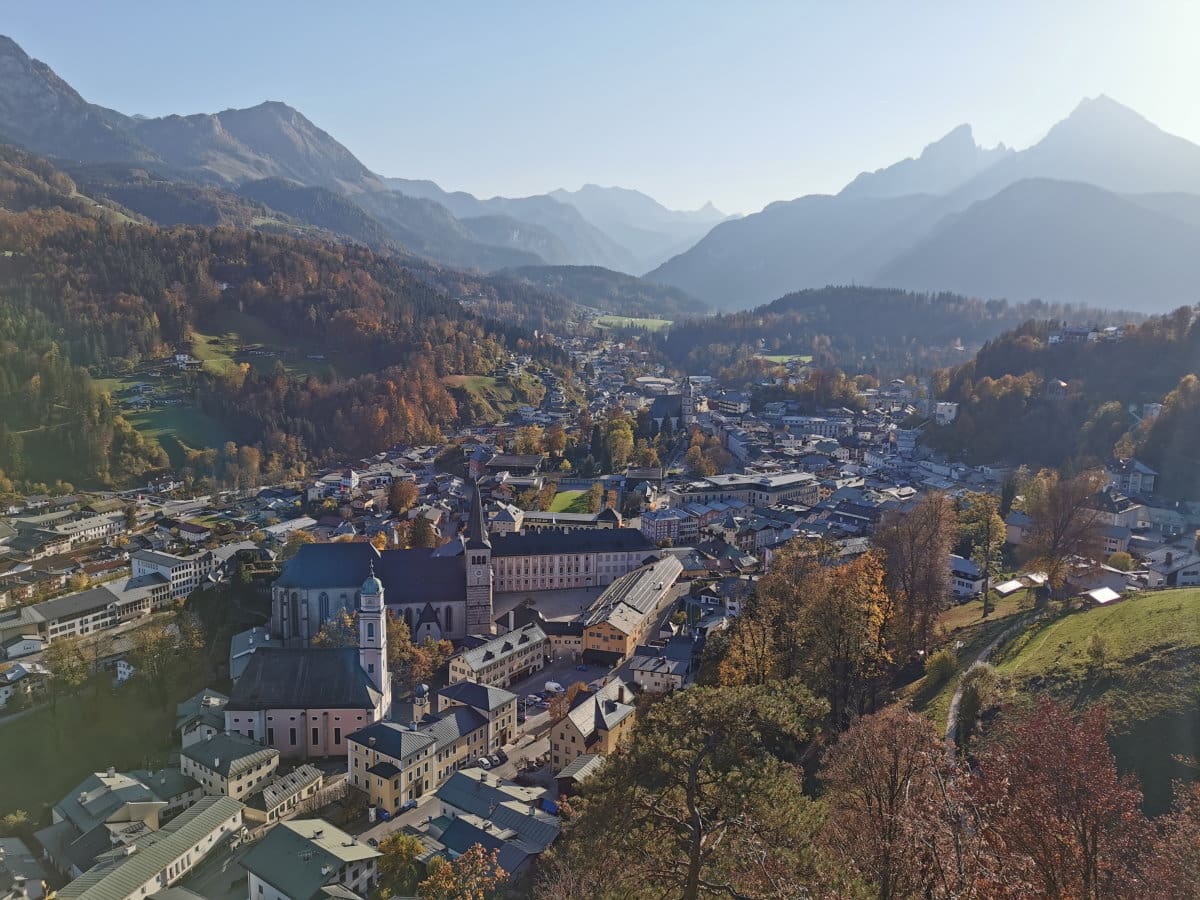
[239,819,379,900]
[57,796,243,900]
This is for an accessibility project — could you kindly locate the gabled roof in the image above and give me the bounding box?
[181,732,278,778]
[345,721,435,762]
[57,797,244,900]
[239,819,379,900]
[459,623,546,671]
[438,680,517,713]
[227,648,380,712]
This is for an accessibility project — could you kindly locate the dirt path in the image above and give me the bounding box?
[944,614,1032,751]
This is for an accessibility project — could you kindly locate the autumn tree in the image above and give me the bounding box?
[1147,781,1200,898]
[876,492,957,658]
[540,680,836,900]
[970,698,1151,898]
[547,681,589,721]
[377,831,424,897]
[409,514,436,549]
[959,492,1006,616]
[605,416,634,471]
[311,608,358,648]
[419,844,506,900]
[388,479,419,516]
[821,706,990,899]
[44,635,88,715]
[280,530,316,561]
[1022,469,1107,602]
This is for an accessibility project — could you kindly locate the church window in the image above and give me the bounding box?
[445,606,453,631]
[319,592,330,621]
[366,622,375,639]
[312,728,319,746]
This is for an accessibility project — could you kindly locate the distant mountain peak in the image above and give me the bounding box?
[840,122,1011,199]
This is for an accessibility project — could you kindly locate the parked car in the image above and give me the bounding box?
[496,749,509,764]
[575,664,588,671]
[367,837,379,847]
[476,757,492,769]
[517,712,527,724]
[377,808,391,822]
[489,754,502,767]
[401,798,418,812]
[526,694,542,704]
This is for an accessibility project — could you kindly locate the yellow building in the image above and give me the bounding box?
[579,556,683,665]
[550,680,637,771]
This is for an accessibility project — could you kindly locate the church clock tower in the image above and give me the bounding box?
[358,564,391,717]
[464,482,495,635]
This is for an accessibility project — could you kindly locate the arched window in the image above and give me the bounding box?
[366,622,375,639]
[318,592,330,622]
[445,606,453,633]
[289,592,300,638]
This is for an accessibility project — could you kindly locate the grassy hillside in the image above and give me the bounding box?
[443,373,546,423]
[992,589,1200,812]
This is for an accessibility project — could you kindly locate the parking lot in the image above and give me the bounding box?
[494,585,606,623]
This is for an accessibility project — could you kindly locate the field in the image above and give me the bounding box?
[192,308,368,378]
[127,405,235,467]
[595,315,673,332]
[991,588,1200,812]
[759,353,814,364]
[548,489,588,513]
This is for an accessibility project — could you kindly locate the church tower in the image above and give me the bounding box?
[681,376,696,425]
[464,482,494,635]
[359,564,391,717]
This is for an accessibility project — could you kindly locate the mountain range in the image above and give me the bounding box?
[0,34,722,285]
[5,31,1200,315]
[649,96,1200,312]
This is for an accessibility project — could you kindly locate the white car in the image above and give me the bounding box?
[476,757,492,769]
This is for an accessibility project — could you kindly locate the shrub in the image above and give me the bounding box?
[924,649,958,687]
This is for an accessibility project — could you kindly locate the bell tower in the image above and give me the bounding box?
[464,482,494,635]
[681,376,696,425]
[358,563,391,717]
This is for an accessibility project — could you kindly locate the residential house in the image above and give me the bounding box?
[239,818,379,900]
[242,766,324,827]
[0,836,49,900]
[550,680,636,770]
[436,681,519,752]
[179,733,279,800]
[949,555,986,598]
[447,622,547,688]
[175,689,228,748]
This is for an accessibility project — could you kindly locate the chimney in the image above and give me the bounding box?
[368,736,376,748]
[617,685,626,703]
[214,757,221,768]
[107,766,116,778]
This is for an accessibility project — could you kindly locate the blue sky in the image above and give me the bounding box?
[6,1,1196,213]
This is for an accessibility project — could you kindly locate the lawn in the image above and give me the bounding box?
[991,588,1200,812]
[548,489,588,513]
[127,405,236,467]
[937,587,1035,633]
[595,315,673,332]
[759,353,814,364]
[905,615,1019,731]
[0,667,206,822]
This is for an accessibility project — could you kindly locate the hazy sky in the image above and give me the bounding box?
[7,1,1198,213]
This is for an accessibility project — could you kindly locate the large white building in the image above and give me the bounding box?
[131,549,215,601]
[667,472,819,508]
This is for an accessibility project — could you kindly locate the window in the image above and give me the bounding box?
[334,728,342,745]
[312,727,320,746]
[267,728,274,744]
[290,728,297,746]
[366,621,375,639]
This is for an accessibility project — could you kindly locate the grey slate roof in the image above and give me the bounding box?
[422,706,488,752]
[459,623,545,672]
[557,753,605,782]
[227,648,380,712]
[275,542,466,607]
[491,527,655,557]
[346,721,435,762]
[247,765,323,813]
[438,680,517,713]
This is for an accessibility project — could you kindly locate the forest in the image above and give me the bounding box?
[0,146,562,489]
[657,285,1131,378]
[925,307,1200,497]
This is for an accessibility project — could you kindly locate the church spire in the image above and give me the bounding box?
[466,479,490,550]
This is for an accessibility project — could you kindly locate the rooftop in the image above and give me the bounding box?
[239,818,379,900]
